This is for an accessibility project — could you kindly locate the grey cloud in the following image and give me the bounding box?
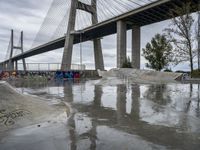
[0,0,52,61]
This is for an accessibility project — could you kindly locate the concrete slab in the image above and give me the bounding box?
[98,68,183,85]
[0,81,69,132]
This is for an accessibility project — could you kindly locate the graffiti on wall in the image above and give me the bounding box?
[0,109,31,126]
[0,71,82,80]
[55,71,81,79]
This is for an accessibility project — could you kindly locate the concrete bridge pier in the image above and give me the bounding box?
[0,63,3,71]
[117,20,141,69]
[92,0,104,71]
[93,39,104,70]
[15,61,18,71]
[8,61,14,71]
[117,20,127,68]
[3,63,7,71]
[61,0,77,71]
[1,63,3,71]
[21,31,27,72]
[132,26,141,69]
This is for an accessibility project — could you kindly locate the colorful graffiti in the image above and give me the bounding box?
[0,70,82,80]
[55,71,81,79]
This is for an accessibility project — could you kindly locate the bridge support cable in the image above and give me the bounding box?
[28,0,159,47]
[31,0,70,48]
[4,34,13,71]
[51,5,71,40]
[5,38,11,61]
[32,0,158,49]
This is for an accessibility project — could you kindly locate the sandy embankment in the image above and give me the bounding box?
[97,68,183,85]
[0,81,69,132]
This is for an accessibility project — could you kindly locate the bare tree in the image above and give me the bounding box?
[197,3,200,70]
[165,1,196,72]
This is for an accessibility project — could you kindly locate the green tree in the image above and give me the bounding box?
[142,34,173,71]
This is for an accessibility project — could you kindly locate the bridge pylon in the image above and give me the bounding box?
[61,0,104,71]
[7,30,26,72]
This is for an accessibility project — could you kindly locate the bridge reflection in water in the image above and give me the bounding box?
[11,80,200,150]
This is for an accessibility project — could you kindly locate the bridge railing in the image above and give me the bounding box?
[17,63,86,71]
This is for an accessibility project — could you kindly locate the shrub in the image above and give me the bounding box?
[122,57,132,68]
[191,69,200,78]
[164,68,172,72]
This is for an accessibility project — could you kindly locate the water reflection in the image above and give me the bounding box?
[116,85,127,125]
[63,81,73,103]
[197,85,200,117]
[131,84,140,120]
[185,84,193,113]
[8,80,200,150]
[144,84,171,106]
[93,85,102,108]
[64,83,199,149]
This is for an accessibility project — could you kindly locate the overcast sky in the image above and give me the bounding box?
[0,0,195,71]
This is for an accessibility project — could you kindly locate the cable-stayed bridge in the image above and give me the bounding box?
[0,0,199,71]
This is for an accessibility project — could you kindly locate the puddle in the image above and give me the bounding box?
[1,80,200,150]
